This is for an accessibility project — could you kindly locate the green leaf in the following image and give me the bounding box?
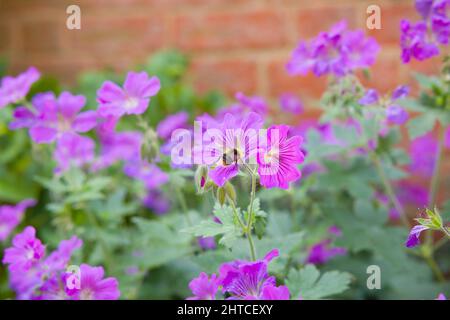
[407,113,436,140]
[286,264,352,299]
[181,203,242,248]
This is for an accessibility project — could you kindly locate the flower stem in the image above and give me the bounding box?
[371,153,410,227]
[245,172,258,261]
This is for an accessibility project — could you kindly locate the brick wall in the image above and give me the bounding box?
[0,0,443,105]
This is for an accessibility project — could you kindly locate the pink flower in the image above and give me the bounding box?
[97,71,160,118]
[0,67,40,109]
[2,226,45,272]
[187,272,219,300]
[11,91,97,144]
[66,264,120,300]
[0,199,36,241]
[405,225,429,248]
[257,125,304,189]
[54,133,95,173]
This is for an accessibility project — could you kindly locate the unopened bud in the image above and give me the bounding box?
[195,165,209,193]
[216,187,226,206]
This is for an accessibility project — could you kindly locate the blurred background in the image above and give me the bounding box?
[0,0,442,105]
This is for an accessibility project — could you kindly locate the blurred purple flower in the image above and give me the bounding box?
[235,92,268,116]
[94,130,142,171]
[359,89,379,105]
[410,133,437,177]
[0,199,36,241]
[400,20,440,63]
[279,93,304,114]
[391,85,410,100]
[65,264,120,300]
[2,226,45,272]
[197,236,216,250]
[156,111,189,140]
[0,67,40,109]
[97,71,160,118]
[54,133,95,173]
[386,105,409,125]
[287,21,379,77]
[11,91,97,144]
[306,239,347,265]
[142,190,170,215]
[415,0,433,19]
[187,272,219,300]
[124,160,168,189]
[436,293,447,300]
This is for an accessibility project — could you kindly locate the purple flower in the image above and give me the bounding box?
[410,133,437,177]
[405,225,429,248]
[235,92,268,116]
[445,126,450,149]
[0,67,40,109]
[218,249,281,300]
[400,20,440,63]
[124,160,168,189]
[257,125,305,189]
[386,105,409,125]
[287,21,379,77]
[200,112,263,187]
[2,226,45,272]
[187,272,219,300]
[415,0,434,19]
[279,94,304,114]
[306,239,347,264]
[156,111,189,140]
[260,285,290,300]
[328,225,343,237]
[391,85,410,100]
[65,264,120,300]
[142,190,170,215]
[97,71,160,118]
[11,91,97,144]
[358,89,379,105]
[54,133,95,173]
[93,130,142,171]
[0,199,36,241]
[197,236,217,250]
[436,293,447,300]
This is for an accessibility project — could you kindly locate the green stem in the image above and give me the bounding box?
[421,246,446,283]
[176,187,192,227]
[245,172,258,261]
[229,200,247,231]
[371,153,410,227]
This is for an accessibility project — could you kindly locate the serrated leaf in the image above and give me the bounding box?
[286,264,352,299]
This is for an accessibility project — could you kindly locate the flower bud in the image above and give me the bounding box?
[195,165,209,193]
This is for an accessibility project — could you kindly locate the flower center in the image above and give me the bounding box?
[124,97,139,110]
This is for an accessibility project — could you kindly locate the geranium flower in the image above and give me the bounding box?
[187,272,219,300]
[0,67,40,109]
[400,20,440,63]
[405,225,429,248]
[279,93,304,114]
[65,264,120,300]
[199,112,264,187]
[156,111,189,140]
[287,21,379,77]
[123,160,168,190]
[97,71,160,118]
[54,133,95,173]
[11,91,97,144]
[385,105,409,125]
[0,199,36,241]
[257,125,304,189]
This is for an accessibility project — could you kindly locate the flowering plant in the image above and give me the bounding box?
[0,1,449,300]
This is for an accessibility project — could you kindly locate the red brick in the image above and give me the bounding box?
[62,15,165,59]
[22,20,61,54]
[0,23,10,52]
[297,5,359,39]
[190,59,258,95]
[267,59,327,100]
[174,11,288,51]
[359,53,408,93]
[367,4,417,45]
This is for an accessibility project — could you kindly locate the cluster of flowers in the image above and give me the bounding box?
[400,0,449,63]
[2,226,120,300]
[194,111,305,189]
[286,20,379,77]
[0,66,176,214]
[187,249,290,300]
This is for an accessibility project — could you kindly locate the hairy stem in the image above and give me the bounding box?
[245,172,258,261]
